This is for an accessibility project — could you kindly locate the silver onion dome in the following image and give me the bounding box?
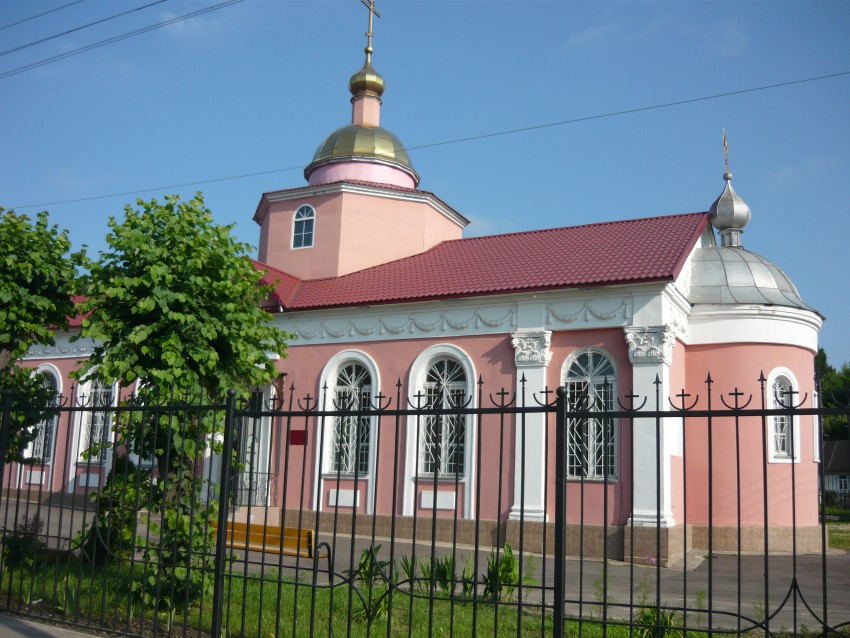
[708,172,751,247]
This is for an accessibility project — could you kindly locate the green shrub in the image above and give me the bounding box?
[2,514,46,571]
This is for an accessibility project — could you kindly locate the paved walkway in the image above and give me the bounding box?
[0,612,93,638]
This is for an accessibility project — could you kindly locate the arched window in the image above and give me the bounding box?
[292,204,315,248]
[419,358,468,476]
[563,349,617,479]
[768,369,800,463]
[235,387,274,506]
[81,378,115,463]
[329,363,372,475]
[772,376,793,458]
[26,368,61,463]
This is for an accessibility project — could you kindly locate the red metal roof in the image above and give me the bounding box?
[253,260,302,308]
[67,295,88,328]
[257,212,709,311]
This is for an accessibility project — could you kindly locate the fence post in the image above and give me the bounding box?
[553,386,567,638]
[211,389,238,638]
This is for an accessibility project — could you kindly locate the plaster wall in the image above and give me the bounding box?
[545,328,634,526]
[275,334,516,521]
[308,161,415,189]
[258,191,462,280]
[682,342,818,527]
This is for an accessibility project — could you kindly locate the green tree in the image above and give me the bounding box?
[816,348,850,440]
[0,208,85,461]
[75,193,292,615]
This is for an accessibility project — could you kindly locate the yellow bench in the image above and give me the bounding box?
[212,520,326,559]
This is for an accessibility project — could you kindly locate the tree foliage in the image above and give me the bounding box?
[0,208,85,370]
[816,348,850,440]
[0,208,84,461]
[75,193,290,395]
[74,193,292,613]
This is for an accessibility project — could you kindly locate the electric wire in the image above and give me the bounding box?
[0,0,245,80]
[0,0,169,59]
[8,68,850,210]
[0,0,88,32]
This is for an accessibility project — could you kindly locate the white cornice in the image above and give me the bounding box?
[279,289,638,345]
[25,331,96,360]
[255,181,468,229]
[686,304,822,352]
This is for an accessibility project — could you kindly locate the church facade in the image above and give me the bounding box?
[16,20,823,564]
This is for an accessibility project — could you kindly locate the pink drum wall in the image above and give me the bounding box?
[682,342,818,527]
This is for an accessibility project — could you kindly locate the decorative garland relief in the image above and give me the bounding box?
[290,308,517,341]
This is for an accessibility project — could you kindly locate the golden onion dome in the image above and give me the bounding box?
[308,123,416,174]
[349,61,385,98]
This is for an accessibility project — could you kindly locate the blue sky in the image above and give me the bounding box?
[2,0,849,367]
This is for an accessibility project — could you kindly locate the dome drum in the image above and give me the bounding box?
[305,123,420,186]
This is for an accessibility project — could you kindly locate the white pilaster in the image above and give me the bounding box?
[624,325,678,527]
[508,329,552,522]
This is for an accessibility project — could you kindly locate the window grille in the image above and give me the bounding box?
[27,372,59,463]
[83,379,114,462]
[772,377,793,458]
[330,364,372,475]
[419,359,467,476]
[564,351,616,479]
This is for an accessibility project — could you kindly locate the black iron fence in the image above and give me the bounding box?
[0,376,849,638]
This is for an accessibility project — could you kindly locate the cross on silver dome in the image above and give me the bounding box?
[708,130,751,248]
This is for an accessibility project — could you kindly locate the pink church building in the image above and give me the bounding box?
[16,31,823,565]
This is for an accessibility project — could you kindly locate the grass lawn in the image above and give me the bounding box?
[0,556,719,638]
[829,523,850,551]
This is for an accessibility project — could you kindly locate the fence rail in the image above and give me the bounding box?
[0,377,848,638]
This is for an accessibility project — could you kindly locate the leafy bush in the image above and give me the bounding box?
[79,455,148,564]
[133,464,219,626]
[634,606,682,638]
[2,514,46,571]
[348,545,394,624]
[482,542,537,601]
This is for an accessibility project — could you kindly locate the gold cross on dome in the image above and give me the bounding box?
[360,0,381,60]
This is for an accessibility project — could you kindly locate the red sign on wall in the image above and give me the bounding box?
[289,429,307,446]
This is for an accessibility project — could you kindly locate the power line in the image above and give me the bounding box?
[0,0,169,59]
[9,69,850,210]
[408,70,850,151]
[0,0,245,80]
[0,0,88,32]
[12,167,304,209]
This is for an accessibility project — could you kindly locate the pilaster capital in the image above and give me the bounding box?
[511,329,552,368]
[624,325,675,365]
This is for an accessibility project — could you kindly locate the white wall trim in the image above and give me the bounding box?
[403,344,477,518]
[686,306,821,352]
[313,350,381,515]
[25,331,97,360]
[278,289,643,347]
[766,366,802,464]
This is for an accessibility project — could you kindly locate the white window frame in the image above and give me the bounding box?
[812,388,822,463]
[561,348,618,481]
[68,373,117,491]
[315,351,380,514]
[77,377,116,464]
[292,204,315,249]
[767,367,801,464]
[234,386,275,507]
[25,364,62,465]
[403,344,476,518]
